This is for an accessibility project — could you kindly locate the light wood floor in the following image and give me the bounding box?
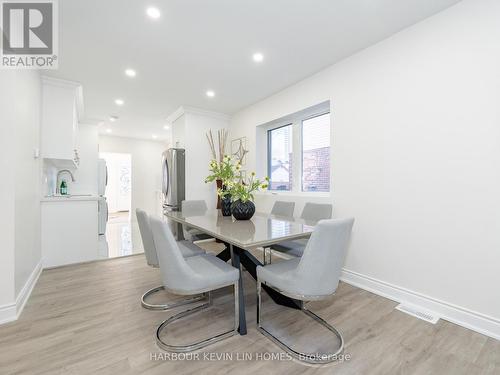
[0,251,498,375]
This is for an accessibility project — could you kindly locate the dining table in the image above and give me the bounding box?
[165,209,317,335]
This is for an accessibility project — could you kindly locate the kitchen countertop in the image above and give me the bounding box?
[41,195,102,202]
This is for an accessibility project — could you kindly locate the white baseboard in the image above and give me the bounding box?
[16,260,43,318]
[341,268,500,341]
[0,260,42,326]
[0,302,17,325]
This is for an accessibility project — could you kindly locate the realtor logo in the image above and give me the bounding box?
[1,0,58,69]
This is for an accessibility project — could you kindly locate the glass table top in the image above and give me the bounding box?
[165,210,316,249]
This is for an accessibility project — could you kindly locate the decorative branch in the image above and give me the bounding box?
[218,130,222,162]
[206,128,229,163]
[219,129,228,161]
[206,130,216,160]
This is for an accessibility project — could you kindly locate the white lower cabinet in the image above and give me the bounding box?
[41,199,99,268]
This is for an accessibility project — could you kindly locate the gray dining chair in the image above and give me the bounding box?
[136,209,206,310]
[149,216,240,352]
[269,202,333,260]
[257,217,354,364]
[261,201,296,263]
[181,200,213,242]
[270,200,295,217]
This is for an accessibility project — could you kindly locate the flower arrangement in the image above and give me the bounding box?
[228,172,269,203]
[205,155,236,186]
[204,129,268,219]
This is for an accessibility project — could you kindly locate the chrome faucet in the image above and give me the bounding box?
[56,169,75,195]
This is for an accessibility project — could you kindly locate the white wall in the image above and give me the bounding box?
[230,0,500,337]
[98,135,167,217]
[170,108,230,210]
[13,71,42,296]
[0,70,42,321]
[0,72,18,315]
[171,114,186,148]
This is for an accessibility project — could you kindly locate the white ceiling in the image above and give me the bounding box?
[44,0,461,141]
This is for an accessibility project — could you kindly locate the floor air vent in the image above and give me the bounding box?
[395,304,440,324]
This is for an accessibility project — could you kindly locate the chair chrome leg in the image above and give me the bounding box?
[233,282,239,333]
[156,283,238,352]
[141,285,207,311]
[263,247,273,265]
[263,247,272,265]
[257,280,262,326]
[207,290,213,307]
[256,280,344,365]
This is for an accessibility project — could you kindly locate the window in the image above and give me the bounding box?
[263,102,331,194]
[268,124,293,191]
[302,113,330,192]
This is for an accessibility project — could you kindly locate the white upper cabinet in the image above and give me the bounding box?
[41,76,84,168]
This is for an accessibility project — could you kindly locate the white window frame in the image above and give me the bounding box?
[300,110,331,193]
[267,123,294,192]
[259,101,331,197]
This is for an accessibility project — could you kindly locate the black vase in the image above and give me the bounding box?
[221,195,232,216]
[231,200,255,220]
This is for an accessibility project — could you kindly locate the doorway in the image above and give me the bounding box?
[100,152,132,214]
[99,152,132,257]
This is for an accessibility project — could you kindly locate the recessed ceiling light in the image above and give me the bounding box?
[146,7,160,19]
[106,128,112,133]
[125,68,136,77]
[253,52,264,62]
[109,116,118,122]
[114,99,124,106]
[152,134,158,139]
[163,125,170,130]
[206,90,215,98]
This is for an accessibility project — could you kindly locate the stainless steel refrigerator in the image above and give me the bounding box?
[162,148,185,239]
